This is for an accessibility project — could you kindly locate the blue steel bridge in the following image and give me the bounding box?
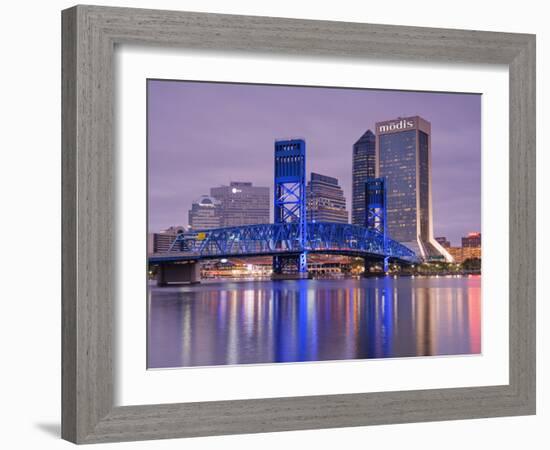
[149,139,419,285]
[149,221,418,263]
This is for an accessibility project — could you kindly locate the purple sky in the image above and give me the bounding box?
[148,80,481,247]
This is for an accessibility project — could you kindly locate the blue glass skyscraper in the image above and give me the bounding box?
[375,116,453,262]
[352,129,376,225]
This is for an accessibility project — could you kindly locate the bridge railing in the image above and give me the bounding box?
[161,222,418,262]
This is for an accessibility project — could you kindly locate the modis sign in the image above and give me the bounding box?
[378,118,415,134]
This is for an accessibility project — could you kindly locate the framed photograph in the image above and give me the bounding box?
[62,5,536,444]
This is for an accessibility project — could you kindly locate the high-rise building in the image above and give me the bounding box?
[351,129,376,225]
[210,181,270,227]
[306,172,348,224]
[375,116,453,262]
[462,232,481,248]
[188,195,222,230]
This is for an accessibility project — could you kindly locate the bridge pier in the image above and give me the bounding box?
[156,262,200,286]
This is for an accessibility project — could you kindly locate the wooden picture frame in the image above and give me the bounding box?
[62,5,536,443]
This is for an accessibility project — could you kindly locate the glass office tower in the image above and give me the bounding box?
[351,129,376,225]
[375,116,453,262]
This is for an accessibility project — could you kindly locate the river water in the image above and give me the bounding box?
[147,276,481,369]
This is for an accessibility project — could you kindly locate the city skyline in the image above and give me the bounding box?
[148,80,481,244]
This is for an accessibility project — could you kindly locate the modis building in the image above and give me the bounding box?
[375,116,453,262]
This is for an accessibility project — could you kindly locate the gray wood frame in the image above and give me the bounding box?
[62,4,536,444]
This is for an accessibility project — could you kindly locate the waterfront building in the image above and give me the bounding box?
[210,181,270,227]
[447,247,464,263]
[188,195,222,230]
[462,245,482,261]
[445,232,481,264]
[462,232,481,248]
[460,232,482,261]
[435,236,451,248]
[306,172,349,224]
[375,116,453,262]
[147,225,185,254]
[447,245,481,264]
[351,129,376,225]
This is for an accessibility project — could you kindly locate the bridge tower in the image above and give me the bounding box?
[365,177,389,273]
[273,139,308,277]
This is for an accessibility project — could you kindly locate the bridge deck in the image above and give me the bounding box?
[148,248,415,264]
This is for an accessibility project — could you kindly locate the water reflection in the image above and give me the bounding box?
[147,277,481,369]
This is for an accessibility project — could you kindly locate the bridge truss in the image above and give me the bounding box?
[158,222,418,264]
[273,139,307,274]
